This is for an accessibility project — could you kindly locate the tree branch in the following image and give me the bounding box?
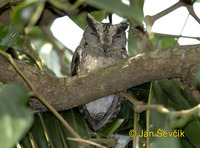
[0,44,200,111]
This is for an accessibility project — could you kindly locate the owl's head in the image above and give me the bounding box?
[83,14,128,52]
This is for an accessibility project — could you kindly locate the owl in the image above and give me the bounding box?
[71,14,128,131]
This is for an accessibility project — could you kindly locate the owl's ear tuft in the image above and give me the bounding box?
[120,20,129,30]
[86,13,100,28]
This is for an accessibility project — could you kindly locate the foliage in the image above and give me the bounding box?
[0,24,20,51]
[0,0,200,148]
[0,83,33,148]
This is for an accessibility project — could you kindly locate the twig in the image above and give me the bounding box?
[179,13,190,36]
[119,91,200,117]
[171,104,200,117]
[136,1,184,52]
[23,35,44,70]
[185,4,200,24]
[154,32,200,41]
[0,50,34,90]
[130,26,156,51]
[128,16,156,51]
[22,50,43,71]
[88,137,118,147]
[67,137,107,148]
[139,33,149,53]
[148,1,185,25]
[118,91,144,105]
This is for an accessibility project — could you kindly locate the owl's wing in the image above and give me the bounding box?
[71,46,82,76]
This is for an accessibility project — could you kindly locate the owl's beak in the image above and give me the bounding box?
[103,46,108,53]
[100,40,108,52]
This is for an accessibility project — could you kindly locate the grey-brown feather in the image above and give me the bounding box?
[71,14,128,131]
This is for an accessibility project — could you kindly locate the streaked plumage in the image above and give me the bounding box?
[71,14,128,131]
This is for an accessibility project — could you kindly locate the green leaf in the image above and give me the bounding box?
[70,10,107,29]
[128,27,141,56]
[21,109,92,148]
[12,0,45,31]
[40,112,68,148]
[147,81,181,147]
[83,0,144,25]
[150,128,181,148]
[42,65,57,76]
[148,81,176,131]
[157,80,198,109]
[117,118,134,135]
[129,83,150,102]
[19,134,32,148]
[60,109,91,147]
[148,80,200,147]
[97,119,124,137]
[48,0,74,11]
[150,36,178,49]
[0,83,33,148]
[0,24,20,51]
[195,68,200,87]
[182,119,200,148]
[118,100,134,119]
[29,114,49,148]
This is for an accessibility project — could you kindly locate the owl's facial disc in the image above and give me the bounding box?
[86,13,128,52]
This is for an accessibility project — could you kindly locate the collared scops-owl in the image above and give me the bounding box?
[71,14,128,131]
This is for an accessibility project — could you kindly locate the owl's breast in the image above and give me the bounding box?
[79,46,126,74]
[81,55,108,74]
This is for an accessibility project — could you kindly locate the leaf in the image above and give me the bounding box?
[0,83,33,148]
[40,112,68,148]
[150,36,178,49]
[147,81,181,147]
[97,119,124,137]
[181,118,200,148]
[118,100,134,119]
[19,134,32,148]
[150,128,181,148]
[29,114,49,148]
[20,109,92,148]
[48,0,74,11]
[128,27,141,56]
[148,80,200,148]
[195,68,200,88]
[83,0,144,25]
[0,24,20,51]
[148,81,176,132]
[42,65,57,76]
[70,10,107,29]
[117,118,134,135]
[157,80,198,109]
[60,109,92,147]
[129,83,150,102]
[12,0,45,31]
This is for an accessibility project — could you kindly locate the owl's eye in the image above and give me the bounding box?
[114,34,121,38]
[91,30,98,36]
[92,32,98,36]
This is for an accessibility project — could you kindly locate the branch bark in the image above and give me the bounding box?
[0,45,200,111]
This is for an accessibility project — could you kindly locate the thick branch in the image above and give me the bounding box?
[0,45,200,111]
